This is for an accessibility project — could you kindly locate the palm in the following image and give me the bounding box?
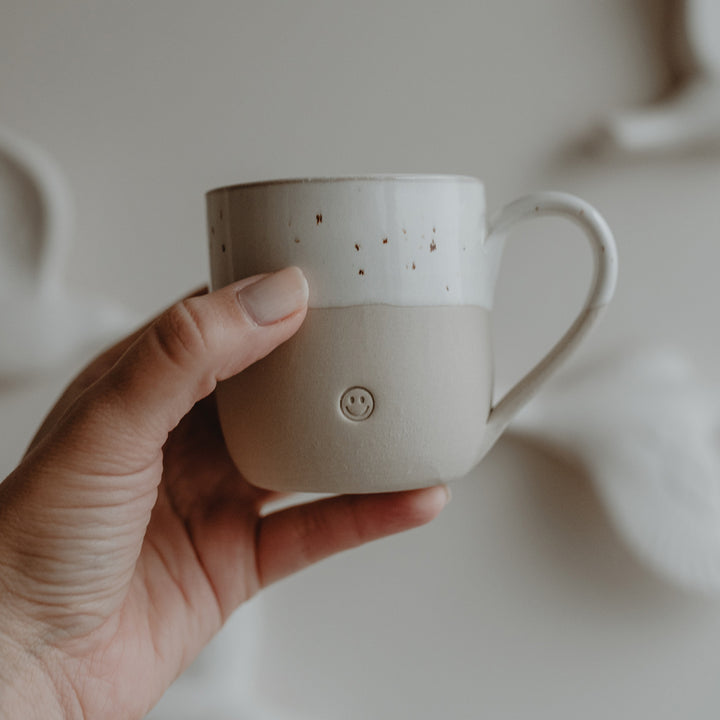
[53,397,270,717]
[150,394,271,621]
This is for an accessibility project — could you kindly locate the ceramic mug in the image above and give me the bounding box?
[206,175,617,493]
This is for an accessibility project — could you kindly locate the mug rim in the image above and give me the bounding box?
[206,174,482,196]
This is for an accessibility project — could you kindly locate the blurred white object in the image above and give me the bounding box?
[599,0,720,153]
[0,126,134,378]
[514,348,720,595]
[684,0,720,74]
[601,76,720,153]
[148,599,308,720]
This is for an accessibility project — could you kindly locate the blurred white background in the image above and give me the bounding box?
[3,1,720,718]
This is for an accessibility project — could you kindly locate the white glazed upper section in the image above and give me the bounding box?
[207,176,501,309]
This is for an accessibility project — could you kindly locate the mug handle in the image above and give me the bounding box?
[482,191,618,452]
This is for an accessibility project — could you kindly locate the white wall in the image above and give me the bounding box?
[3,2,720,718]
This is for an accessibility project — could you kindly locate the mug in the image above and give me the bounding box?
[206,175,617,493]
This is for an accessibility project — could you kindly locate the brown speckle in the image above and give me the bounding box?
[446,285,449,291]
[359,269,365,276]
[316,213,323,224]
[294,237,301,244]
[412,262,416,270]
[402,228,407,235]
[382,237,388,244]
[430,240,437,252]
[535,206,540,212]
[221,244,226,253]
[210,226,215,236]
[355,243,360,251]
[433,227,436,233]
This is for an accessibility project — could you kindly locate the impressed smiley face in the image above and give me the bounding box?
[340,387,375,421]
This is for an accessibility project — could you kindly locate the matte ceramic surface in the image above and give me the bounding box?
[208,176,617,493]
[217,305,493,493]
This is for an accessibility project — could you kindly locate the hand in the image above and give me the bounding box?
[0,267,449,719]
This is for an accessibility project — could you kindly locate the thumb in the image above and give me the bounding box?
[50,266,309,474]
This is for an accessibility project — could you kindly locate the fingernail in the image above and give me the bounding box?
[442,484,452,505]
[238,267,309,326]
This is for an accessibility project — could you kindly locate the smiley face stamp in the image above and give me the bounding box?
[340,387,375,421]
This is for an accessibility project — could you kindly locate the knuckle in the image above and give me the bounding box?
[295,497,369,564]
[152,299,211,368]
[295,505,334,565]
[345,496,372,544]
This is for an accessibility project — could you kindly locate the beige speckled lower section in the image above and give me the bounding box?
[216,305,492,493]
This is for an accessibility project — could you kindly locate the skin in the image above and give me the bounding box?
[0,272,448,719]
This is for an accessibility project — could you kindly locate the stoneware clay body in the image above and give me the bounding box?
[207,176,618,494]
